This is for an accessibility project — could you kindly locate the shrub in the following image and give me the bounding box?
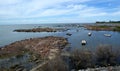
[39,56,69,71]
[70,46,120,70]
[95,46,119,66]
[38,46,120,70]
[71,49,94,69]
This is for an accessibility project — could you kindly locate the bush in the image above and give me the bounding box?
[70,46,120,70]
[38,46,120,70]
[95,46,119,66]
[39,56,69,71]
[71,49,94,69]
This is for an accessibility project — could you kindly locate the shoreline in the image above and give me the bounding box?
[0,24,120,70]
[84,24,120,31]
[0,36,68,59]
[0,36,68,70]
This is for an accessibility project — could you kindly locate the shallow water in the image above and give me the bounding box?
[0,24,120,70]
[0,24,120,50]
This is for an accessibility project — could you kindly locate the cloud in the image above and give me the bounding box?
[0,0,90,18]
[0,0,120,23]
[0,0,22,5]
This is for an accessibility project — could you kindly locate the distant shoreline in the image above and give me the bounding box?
[84,23,120,31]
[96,21,120,24]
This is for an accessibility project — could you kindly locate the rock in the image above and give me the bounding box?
[66,33,72,36]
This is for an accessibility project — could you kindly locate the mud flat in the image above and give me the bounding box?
[0,36,68,70]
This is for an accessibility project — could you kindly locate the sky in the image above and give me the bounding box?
[0,0,120,24]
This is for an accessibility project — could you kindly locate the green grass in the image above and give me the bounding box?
[113,26,120,31]
[97,26,110,28]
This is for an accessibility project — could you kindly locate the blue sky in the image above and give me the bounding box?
[0,0,120,24]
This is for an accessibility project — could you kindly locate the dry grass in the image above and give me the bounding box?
[38,56,69,71]
[71,49,94,69]
[95,46,119,66]
[70,46,120,70]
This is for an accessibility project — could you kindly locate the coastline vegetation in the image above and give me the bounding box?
[39,56,69,71]
[71,46,120,70]
[113,26,120,31]
[0,23,120,70]
[35,46,120,71]
[85,25,120,31]
[96,20,120,24]
[14,27,68,32]
[0,36,68,59]
[0,36,68,70]
[14,27,57,32]
[0,36,120,70]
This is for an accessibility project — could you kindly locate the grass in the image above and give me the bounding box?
[95,46,119,66]
[113,26,120,31]
[86,25,120,32]
[0,48,29,59]
[91,25,111,29]
[1,46,120,70]
[71,49,94,69]
[38,56,69,71]
[37,46,120,70]
[98,25,110,28]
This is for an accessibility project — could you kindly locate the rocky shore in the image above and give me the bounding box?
[0,36,68,59]
[0,36,68,70]
[78,66,120,71]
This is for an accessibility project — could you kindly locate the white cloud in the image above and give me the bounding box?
[0,0,90,18]
[0,0,22,5]
[0,0,120,23]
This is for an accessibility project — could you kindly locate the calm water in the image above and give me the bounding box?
[0,24,120,51]
[0,24,120,69]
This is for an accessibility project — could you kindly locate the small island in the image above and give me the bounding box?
[14,27,68,32]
